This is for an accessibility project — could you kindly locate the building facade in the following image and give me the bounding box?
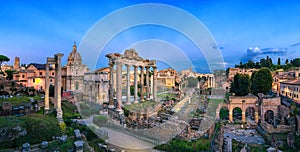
[62,42,90,93]
[13,63,55,90]
[157,68,177,88]
[280,79,300,102]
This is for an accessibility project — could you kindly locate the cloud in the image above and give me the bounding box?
[241,46,287,63]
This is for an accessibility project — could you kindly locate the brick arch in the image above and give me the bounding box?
[245,106,256,120]
[264,110,275,123]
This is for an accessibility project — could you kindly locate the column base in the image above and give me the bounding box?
[108,105,115,109]
[134,100,138,104]
[56,108,63,119]
[44,108,50,114]
[126,102,131,105]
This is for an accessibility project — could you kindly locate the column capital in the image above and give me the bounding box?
[109,62,114,67]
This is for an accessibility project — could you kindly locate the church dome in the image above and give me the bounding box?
[67,42,82,65]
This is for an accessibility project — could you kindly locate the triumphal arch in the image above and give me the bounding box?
[106,49,157,114]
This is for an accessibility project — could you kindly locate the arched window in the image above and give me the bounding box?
[75,82,79,90]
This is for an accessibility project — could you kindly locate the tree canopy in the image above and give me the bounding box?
[230,73,251,96]
[0,55,10,73]
[251,68,273,95]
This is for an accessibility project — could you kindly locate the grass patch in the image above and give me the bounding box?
[123,100,161,112]
[232,139,268,152]
[0,95,43,106]
[0,114,61,149]
[157,92,178,99]
[207,98,224,116]
[155,138,211,152]
[47,136,75,152]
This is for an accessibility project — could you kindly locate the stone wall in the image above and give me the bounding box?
[261,122,293,133]
[0,126,27,142]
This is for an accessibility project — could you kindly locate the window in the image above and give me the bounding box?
[40,72,42,75]
[33,79,35,83]
[22,75,25,78]
[52,72,55,76]
[75,82,79,90]
[50,79,52,82]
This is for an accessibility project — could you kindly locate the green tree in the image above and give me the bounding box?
[251,68,273,95]
[285,59,289,65]
[0,55,10,73]
[230,74,251,96]
[291,58,300,67]
[277,58,281,65]
[4,69,16,80]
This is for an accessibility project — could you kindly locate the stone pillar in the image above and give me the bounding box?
[134,65,138,103]
[140,66,145,101]
[242,111,246,123]
[108,62,115,108]
[55,53,64,119]
[126,64,131,104]
[229,110,233,122]
[255,111,259,123]
[44,62,50,111]
[146,66,150,100]
[116,62,123,114]
[153,67,157,101]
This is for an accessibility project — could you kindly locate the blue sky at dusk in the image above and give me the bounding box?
[1,0,300,73]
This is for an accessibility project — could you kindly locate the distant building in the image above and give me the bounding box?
[280,79,300,102]
[13,56,20,70]
[157,67,177,88]
[13,63,55,90]
[83,70,109,104]
[62,42,90,93]
[272,71,295,94]
[227,68,257,81]
[179,68,215,89]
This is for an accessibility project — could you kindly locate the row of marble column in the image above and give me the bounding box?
[44,53,64,118]
[108,62,157,113]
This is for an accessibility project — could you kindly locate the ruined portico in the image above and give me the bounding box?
[106,49,157,114]
[44,53,64,119]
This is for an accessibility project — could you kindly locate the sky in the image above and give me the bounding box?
[1,0,300,73]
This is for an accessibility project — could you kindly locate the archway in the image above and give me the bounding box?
[75,81,79,91]
[233,107,242,122]
[219,106,229,120]
[265,110,274,124]
[246,107,255,121]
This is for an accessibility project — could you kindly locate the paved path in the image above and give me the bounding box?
[100,127,156,151]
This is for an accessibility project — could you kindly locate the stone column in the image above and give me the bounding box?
[55,53,64,119]
[126,64,131,104]
[242,111,246,123]
[134,65,138,103]
[153,66,157,101]
[255,111,259,123]
[44,62,50,111]
[108,62,115,108]
[140,66,145,101]
[146,66,150,100]
[229,110,233,122]
[116,62,123,114]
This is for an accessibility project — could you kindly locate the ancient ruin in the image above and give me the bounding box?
[44,53,64,119]
[105,49,157,114]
